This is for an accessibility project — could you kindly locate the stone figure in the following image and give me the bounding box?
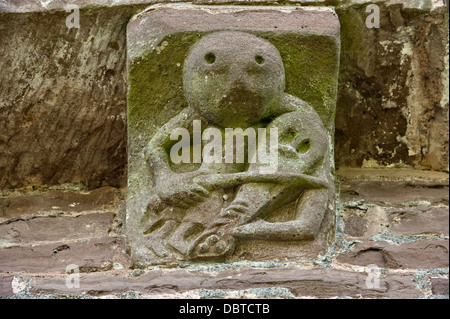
[141,31,331,261]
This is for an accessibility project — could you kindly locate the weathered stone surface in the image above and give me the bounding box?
[343,211,368,238]
[387,206,449,236]
[343,206,389,238]
[0,7,137,190]
[343,204,449,239]
[0,187,119,218]
[0,2,448,192]
[0,275,14,297]
[339,174,449,242]
[340,179,449,206]
[126,4,339,264]
[0,0,445,13]
[337,167,450,183]
[0,237,128,273]
[27,266,421,299]
[335,3,449,171]
[430,277,449,295]
[0,212,115,247]
[0,1,324,13]
[337,240,449,269]
[0,0,447,300]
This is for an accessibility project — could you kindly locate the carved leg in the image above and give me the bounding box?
[167,222,206,255]
[142,195,185,258]
[188,183,302,259]
[232,188,329,241]
[145,219,178,257]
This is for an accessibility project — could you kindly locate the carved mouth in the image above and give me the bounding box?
[218,88,264,115]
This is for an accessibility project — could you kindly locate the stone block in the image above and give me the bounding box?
[0,275,14,297]
[0,212,115,247]
[0,187,118,219]
[343,206,389,238]
[335,3,449,171]
[0,237,128,273]
[27,266,420,299]
[430,277,449,296]
[125,4,340,265]
[339,177,449,241]
[387,206,449,236]
[0,7,133,190]
[336,240,449,269]
[340,180,449,207]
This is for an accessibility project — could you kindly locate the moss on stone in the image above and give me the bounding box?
[127,28,339,190]
[258,32,339,129]
[127,29,339,206]
[128,31,339,147]
[128,32,204,145]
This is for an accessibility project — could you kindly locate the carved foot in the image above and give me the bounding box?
[188,231,235,260]
[144,219,178,257]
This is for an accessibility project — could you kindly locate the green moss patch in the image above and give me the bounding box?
[128,30,339,150]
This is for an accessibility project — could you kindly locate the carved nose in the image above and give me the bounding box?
[227,64,252,90]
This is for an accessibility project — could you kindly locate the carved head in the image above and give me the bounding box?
[183,31,285,128]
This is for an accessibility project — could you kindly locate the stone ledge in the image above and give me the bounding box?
[340,180,449,206]
[0,212,115,247]
[0,237,129,273]
[337,168,449,183]
[0,186,120,219]
[336,240,449,269]
[343,206,449,238]
[1,0,446,13]
[127,4,340,61]
[22,266,421,299]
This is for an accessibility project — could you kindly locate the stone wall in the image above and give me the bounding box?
[335,1,449,171]
[0,170,448,298]
[0,0,448,190]
[0,0,448,299]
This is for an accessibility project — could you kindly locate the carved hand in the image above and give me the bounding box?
[155,172,211,209]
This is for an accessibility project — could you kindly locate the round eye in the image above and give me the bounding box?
[255,55,264,65]
[296,139,311,154]
[204,52,216,64]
